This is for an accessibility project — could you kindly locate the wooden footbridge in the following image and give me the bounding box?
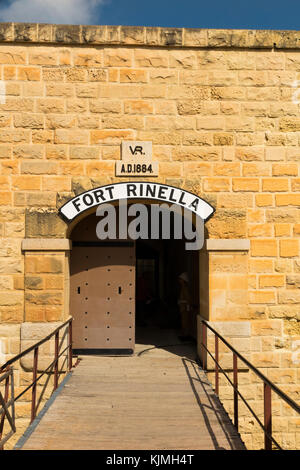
[15,344,245,450]
[1,319,299,451]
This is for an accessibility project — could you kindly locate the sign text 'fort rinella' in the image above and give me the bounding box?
[59,182,215,223]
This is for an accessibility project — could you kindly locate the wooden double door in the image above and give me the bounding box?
[70,243,135,353]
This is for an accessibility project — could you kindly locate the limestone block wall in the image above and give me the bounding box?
[0,23,299,449]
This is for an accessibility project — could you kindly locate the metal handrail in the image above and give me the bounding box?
[0,317,73,449]
[199,318,300,450]
[0,318,72,372]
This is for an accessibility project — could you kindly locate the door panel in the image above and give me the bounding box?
[70,244,135,352]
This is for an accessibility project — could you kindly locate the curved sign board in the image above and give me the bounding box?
[59,182,215,222]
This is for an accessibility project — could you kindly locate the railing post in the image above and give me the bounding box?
[215,335,219,396]
[0,368,10,450]
[31,347,38,424]
[68,320,73,371]
[264,383,272,451]
[233,353,238,430]
[201,322,207,370]
[54,331,59,391]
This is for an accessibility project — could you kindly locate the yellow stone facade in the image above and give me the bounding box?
[0,23,300,449]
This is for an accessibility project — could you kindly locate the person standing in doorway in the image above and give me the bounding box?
[177,272,192,341]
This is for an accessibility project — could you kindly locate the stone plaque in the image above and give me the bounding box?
[116,141,158,177]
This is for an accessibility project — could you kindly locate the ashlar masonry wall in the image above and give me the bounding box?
[0,23,299,449]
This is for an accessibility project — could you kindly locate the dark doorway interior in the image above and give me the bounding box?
[135,238,199,351]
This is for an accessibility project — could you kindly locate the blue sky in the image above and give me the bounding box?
[98,0,300,30]
[0,0,300,30]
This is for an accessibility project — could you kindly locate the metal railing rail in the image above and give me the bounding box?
[0,317,73,449]
[200,318,300,451]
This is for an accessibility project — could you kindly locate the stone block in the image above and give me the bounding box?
[249,259,273,273]
[120,26,145,45]
[251,320,283,336]
[251,352,280,368]
[276,194,300,207]
[82,25,106,44]
[273,164,298,176]
[38,23,52,42]
[14,114,44,129]
[25,291,63,305]
[102,116,144,130]
[0,324,20,337]
[21,161,58,175]
[0,47,26,64]
[104,48,132,67]
[0,292,23,306]
[144,27,160,46]
[90,130,134,144]
[90,99,121,114]
[265,147,285,161]
[124,100,153,115]
[275,223,291,237]
[279,239,299,258]
[41,177,70,192]
[255,194,273,207]
[87,69,107,82]
[140,85,166,99]
[53,25,81,43]
[37,98,64,114]
[278,290,300,304]
[160,28,182,46]
[213,132,234,145]
[169,51,197,68]
[29,49,57,65]
[206,209,247,238]
[85,161,115,176]
[0,23,14,41]
[250,239,277,257]
[266,208,300,223]
[44,275,64,290]
[286,275,300,289]
[59,162,85,176]
[25,254,64,275]
[248,224,272,237]
[25,209,67,238]
[25,276,43,290]
[54,130,88,145]
[204,320,251,338]
[75,83,98,98]
[249,291,276,304]
[232,178,259,192]
[284,320,300,336]
[69,146,99,160]
[14,23,38,42]
[203,178,230,192]
[268,305,299,319]
[184,28,207,47]
[106,26,120,44]
[259,274,285,288]
[17,66,41,81]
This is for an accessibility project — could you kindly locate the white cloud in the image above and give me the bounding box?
[0,0,107,25]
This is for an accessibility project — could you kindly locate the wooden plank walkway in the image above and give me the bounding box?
[17,329,245,450]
